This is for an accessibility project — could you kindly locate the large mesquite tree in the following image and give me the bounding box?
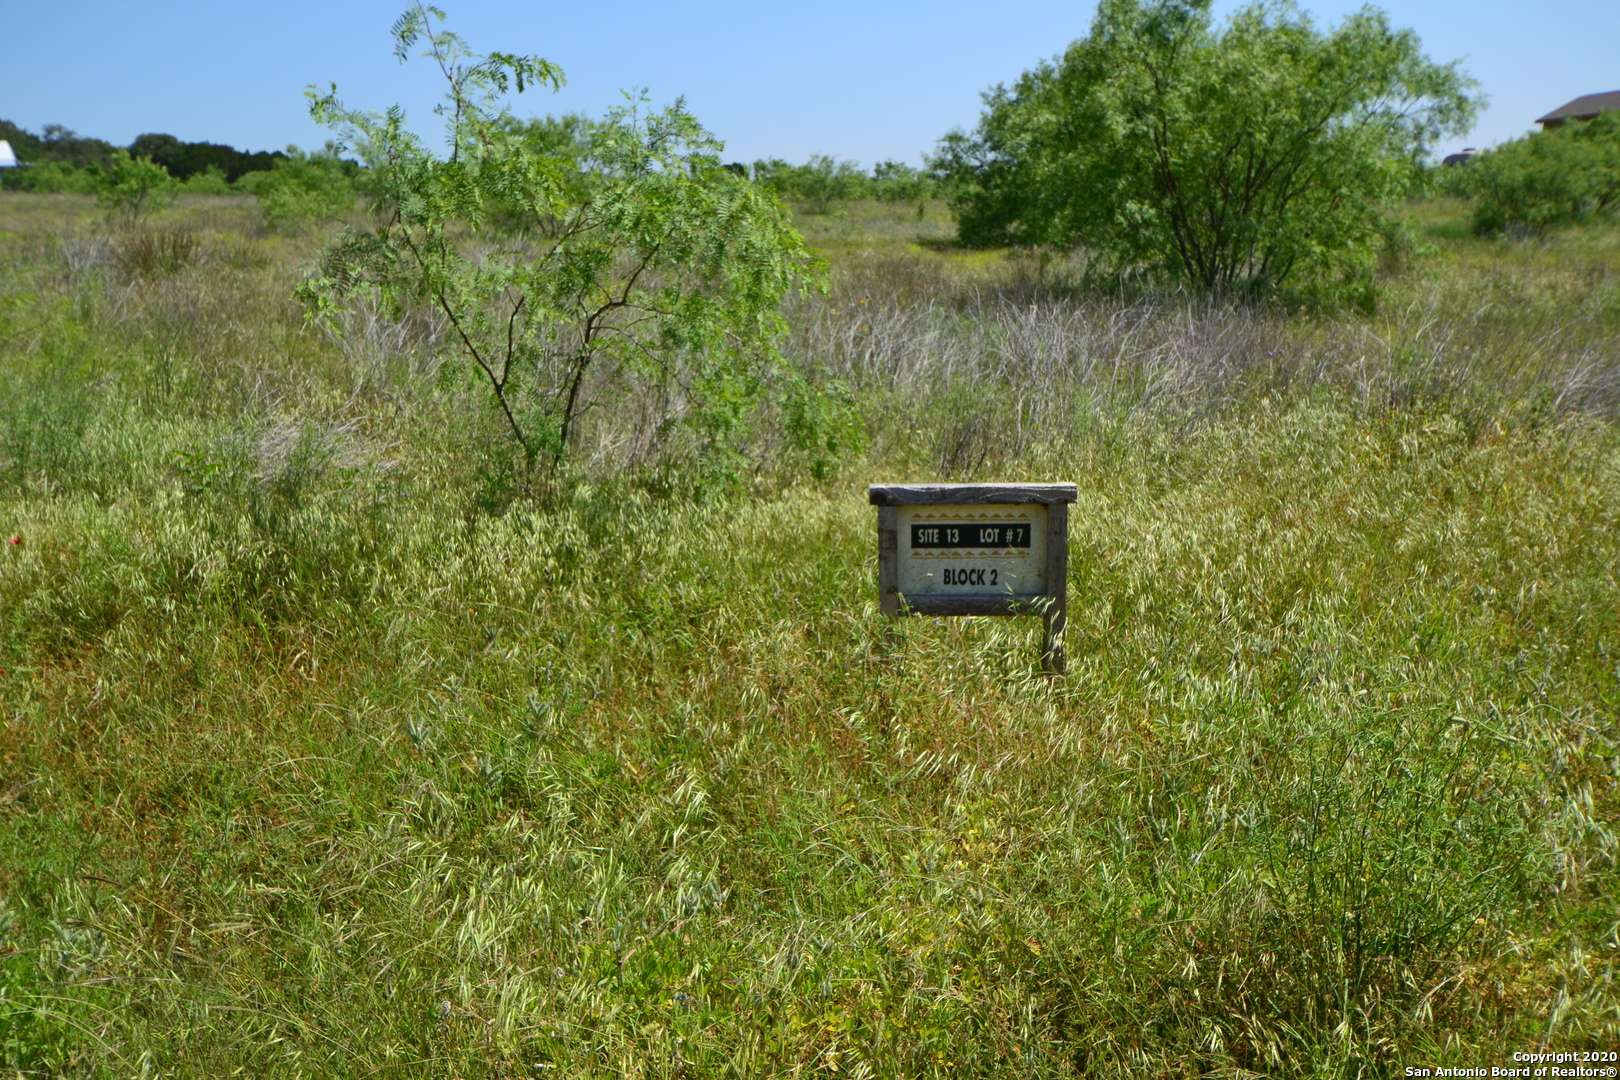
[299,6,823,477]
[933,0,1478,296]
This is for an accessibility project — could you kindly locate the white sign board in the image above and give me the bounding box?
[895,502,1048,599]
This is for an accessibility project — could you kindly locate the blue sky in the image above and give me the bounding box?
[3,1,1616,165]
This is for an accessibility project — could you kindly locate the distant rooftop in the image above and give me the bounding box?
[1537,90,1620,125]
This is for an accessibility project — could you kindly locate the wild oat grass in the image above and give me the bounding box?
[0,193,1616,1075]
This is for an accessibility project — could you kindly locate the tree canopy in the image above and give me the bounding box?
[933,0,1478,297]
[0,121,118,171]
[1464,112,1620,236]
[128,132,286,182]
[300,6,829,484]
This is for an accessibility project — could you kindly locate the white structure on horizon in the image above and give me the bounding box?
[0,140,19,168]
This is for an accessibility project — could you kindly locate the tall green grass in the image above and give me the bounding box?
[0,193,1616,1074]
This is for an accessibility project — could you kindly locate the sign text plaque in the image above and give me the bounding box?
[869,482,1077,672]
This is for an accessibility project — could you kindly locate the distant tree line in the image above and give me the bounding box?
[0,121,120,169]
[1,117,937,215]
[0,118,371,236]
[744,156,939,211]
[0,119,289,191]
[471,117,942,212]
[127,133,287,182]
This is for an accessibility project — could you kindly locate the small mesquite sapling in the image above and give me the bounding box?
[98,151,176,224]
[298,5,822,476]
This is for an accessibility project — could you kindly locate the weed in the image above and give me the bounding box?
[0,192,1615,1073]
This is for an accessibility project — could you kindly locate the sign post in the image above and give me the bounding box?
[869,483,1077,673]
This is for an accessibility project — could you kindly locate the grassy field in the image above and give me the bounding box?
[1,193,1617,1074]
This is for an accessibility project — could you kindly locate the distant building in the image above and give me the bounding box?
[1537,91,1620,130]
[0,140,19,169]
[1442,148,1478,167]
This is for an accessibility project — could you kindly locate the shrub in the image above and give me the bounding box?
[932,0,1478,298]
[232,169,274,196]
[95,151,175,222]
[0,161,101,194]
[300,7,825,483]
[180,165,233,195]
[1468,113,1620,236]
[253,150,356,233]
[870,159,937,203]
[751,155,869,213]
[1428,161,1479,200]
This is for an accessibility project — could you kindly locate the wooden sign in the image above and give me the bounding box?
[869,483,1077,672]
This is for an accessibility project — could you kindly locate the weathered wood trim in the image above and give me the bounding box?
[868,483,1078,507]
[1042,501,1069,674]
[894,593,1048,617]
[877,505,899,617]
[873,480,1076,675]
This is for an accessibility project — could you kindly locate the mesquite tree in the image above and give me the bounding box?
[299,6,821,476]
[933,0,1478,298]
[97,151,175,224]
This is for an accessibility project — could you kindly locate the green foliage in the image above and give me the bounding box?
[753,154,867,213]
[869,159,937,203]
[1468,113,1620,236]
[301,6,824,480]
[0,161,101,194]
[0,187,1618,1074]
[1,945,95,1075]
[180,165,233,195]
[933,0,1478,297]
[741,158,938,210]
[482,112,597,227]
[0,119,283,187]
[776,373,865,481]
[129,130,286,182]
[1427,160,1478,200]
[494,111,594,174]
[95,151,176,222]
[231,169,274,196]
[0,120,116,171]
[253,149,357,233]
